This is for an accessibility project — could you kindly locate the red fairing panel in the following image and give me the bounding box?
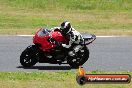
[33,29,68,52]
[50,31,68,44]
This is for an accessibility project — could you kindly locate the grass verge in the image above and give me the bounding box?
[0,0,132,35]
[0,71,131,88]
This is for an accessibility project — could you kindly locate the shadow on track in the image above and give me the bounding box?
[17,66,73,70]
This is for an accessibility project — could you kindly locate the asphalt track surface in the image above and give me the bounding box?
[0,35,132,72]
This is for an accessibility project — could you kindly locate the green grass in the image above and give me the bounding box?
[0,71,131,88]
[0,0,132,35]
[2,0,132,11]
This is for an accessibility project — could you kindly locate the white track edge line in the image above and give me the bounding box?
[17,35,120,37]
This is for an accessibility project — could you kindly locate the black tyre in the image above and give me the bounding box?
[68,46,89,68]
[20,45,38,67]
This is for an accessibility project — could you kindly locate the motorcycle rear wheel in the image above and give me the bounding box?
[68,46,89,68]
[20,45,38,67]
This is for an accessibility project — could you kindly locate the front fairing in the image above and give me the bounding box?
[33,28,56,51]
[33,28,68,52]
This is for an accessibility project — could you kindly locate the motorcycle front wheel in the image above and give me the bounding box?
[20,45,38,67]
[68,46,89,68]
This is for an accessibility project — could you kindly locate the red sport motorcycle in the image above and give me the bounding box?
[20,28,96,68]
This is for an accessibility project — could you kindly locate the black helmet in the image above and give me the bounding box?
[60,21,72,35]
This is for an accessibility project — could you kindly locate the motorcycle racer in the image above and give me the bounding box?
[20,21,96,68]
[51,21,84,56]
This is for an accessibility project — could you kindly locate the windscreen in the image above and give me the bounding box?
[37,28,50,37]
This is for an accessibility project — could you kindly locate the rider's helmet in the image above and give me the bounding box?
[60,21,72,35]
